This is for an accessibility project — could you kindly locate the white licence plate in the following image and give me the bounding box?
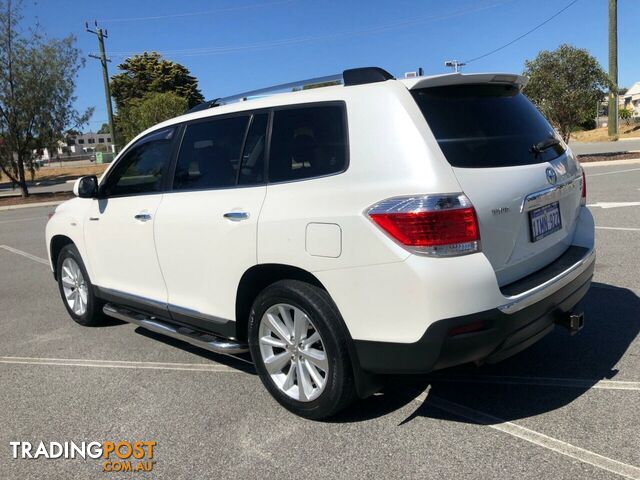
[529,201,562,242]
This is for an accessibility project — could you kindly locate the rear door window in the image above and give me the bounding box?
[268,104,347,182]
[412,84,566,168]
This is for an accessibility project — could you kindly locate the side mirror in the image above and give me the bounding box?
[73,175,98,198]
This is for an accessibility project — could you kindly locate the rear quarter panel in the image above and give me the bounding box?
[257,80,463,273]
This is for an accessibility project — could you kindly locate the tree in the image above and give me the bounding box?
[619,107,632,126]
[110,52,204,110]
[523,44,611,142]
[0,0,91,197]
[97,123,110,134]
[118,91,187,143]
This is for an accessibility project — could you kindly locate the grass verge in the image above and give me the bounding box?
[571,125,640,142]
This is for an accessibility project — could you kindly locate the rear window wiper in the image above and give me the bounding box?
[530,137,561,155]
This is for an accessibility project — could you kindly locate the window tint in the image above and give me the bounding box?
[268,105,347,182]
[173,116,249,190]
[238,114,268,185]
[412,84,566,168]
[104,127,175,196]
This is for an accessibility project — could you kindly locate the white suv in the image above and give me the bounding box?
[46,67,595,419]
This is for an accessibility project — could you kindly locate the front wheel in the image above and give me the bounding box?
[56,244,106,326]
[248,280,356,420]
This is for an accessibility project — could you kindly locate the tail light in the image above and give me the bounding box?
[366,193,480,257]
[580,169,587,206]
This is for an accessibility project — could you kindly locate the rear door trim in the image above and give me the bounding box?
[520,176,582,213]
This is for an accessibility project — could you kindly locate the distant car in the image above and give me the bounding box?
[45,67,595,419]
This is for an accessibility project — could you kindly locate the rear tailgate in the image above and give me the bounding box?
[453,158,582,285]
[409,77,583,285]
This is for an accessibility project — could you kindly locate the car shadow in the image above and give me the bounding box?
[134,327,256,374]
[331,282,640,424]
[116,281,638,424]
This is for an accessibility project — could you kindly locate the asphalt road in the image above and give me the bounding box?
[0,162,639,479]
[0,182,74,197]
[570,138,640,155]
[0,160,100,197]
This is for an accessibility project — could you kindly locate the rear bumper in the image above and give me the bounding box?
[353,246,595,374]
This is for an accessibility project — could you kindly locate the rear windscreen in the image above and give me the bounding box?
[412,84,566,168]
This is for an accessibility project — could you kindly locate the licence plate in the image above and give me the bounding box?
[529,201,562,242]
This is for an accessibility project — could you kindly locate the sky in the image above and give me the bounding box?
[21,0,640,131]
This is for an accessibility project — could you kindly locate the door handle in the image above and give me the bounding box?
[223,211,249,221]
[134,213,152,222]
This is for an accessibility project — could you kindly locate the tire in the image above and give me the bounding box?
[248,280,356,420]
[56,244,106,326]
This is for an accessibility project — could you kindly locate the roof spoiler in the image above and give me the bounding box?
[187,67,395,113]
[404,72,528,91]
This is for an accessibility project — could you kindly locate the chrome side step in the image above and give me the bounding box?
[103,303,249,355]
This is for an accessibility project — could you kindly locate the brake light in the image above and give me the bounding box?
[367,194,480,257]
[580,169,587,206]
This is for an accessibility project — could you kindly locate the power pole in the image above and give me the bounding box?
[608,0,618,137]
[86,21,118,153]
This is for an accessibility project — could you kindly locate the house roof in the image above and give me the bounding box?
[624,82,640,98]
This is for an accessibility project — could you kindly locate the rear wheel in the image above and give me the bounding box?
[248,280,356,419]
[56,244,106,326]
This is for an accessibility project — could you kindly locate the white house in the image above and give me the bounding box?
[622,82,640,117]
[65,132,115,154]
[36,132,115,161]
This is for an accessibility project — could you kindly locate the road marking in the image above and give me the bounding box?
[416,392,640,480]
[0,245,49,265]
[596,226,640,232]
[427,374,640,391]
[588,202,640,209]
[0,356,245,373]
[0,216,44,224]
[587,167,640,177]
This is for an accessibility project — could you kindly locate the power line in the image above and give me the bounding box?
[463,0,580,64]
[97,0,294,23]
[94,0,513,58]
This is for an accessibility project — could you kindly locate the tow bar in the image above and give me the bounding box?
[557,311,585,336]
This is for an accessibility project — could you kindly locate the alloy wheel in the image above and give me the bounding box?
[60,257,88,316]
[258,303,329,402]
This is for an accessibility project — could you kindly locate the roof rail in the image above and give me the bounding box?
[187,67,394,113]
